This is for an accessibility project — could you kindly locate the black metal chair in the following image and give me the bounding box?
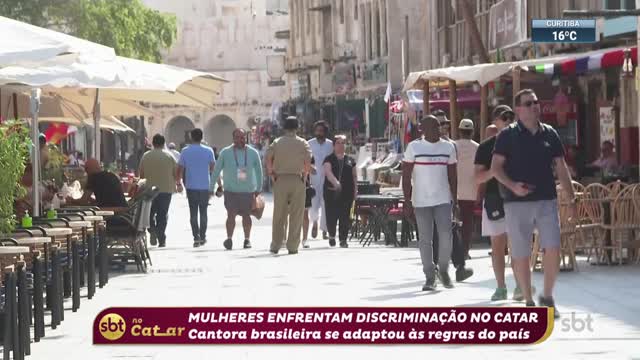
[105,185,159,273]
[0,238,29,360]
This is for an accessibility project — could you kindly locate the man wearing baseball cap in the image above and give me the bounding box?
[455,119,479,260]
[430,110,474,282]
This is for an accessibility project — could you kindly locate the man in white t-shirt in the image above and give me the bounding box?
[307,121,334,245]
[455,119,479,258]
[403,115,458,291]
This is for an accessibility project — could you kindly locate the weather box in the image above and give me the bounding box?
[531,19,597,43]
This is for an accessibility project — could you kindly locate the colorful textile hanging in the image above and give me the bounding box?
[526,47,638,76]
[44,123,70,144]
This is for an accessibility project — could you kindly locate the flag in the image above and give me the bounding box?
[404,118,413,144]
[44,123,69,144]
[384,82,392,103]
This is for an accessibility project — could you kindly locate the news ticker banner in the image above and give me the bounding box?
[94,307,554,345]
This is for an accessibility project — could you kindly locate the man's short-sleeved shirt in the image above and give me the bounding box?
[474,135,500,199]
[493,121,564,202]
[140,148,177,193]
[403,138,457,207]
[178,143,215,191]
[455,138,479,201]
[86,171,127,208]
[267,133,312,176]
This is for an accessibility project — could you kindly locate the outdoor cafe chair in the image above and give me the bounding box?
[531,185,579,272]
[104,184,159,273]
[601,184,640,265]
[579,183,611,262]
[13,225,69,330]
[0,240,30,360]
[607,180,628,198]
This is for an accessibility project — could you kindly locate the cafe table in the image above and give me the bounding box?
[354,194,403,247]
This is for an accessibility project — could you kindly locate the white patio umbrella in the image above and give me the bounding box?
[0,16,117,216]
[0,56,227,165]
[1,90,154,121]
[0,15,115,67]
[40,116,135,133]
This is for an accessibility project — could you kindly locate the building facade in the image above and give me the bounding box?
[142,0,290,149]
[285,0,427,138]
[423,0,639,170]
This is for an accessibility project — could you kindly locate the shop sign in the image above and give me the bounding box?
[362,62,387,86]
[599,106,615,146]
[489,0,527,50]
[333,64,356,94]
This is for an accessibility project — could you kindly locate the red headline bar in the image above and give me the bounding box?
[93,307,554,345]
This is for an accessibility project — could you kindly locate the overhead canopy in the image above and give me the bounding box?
[403,46,637,92]
[0,56,228,107]
[403,63,512,91]
[1,91,154,120]
[0,15,115,67]
[40,116,135,133]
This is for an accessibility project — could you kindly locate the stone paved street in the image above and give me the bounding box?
[20,194,640,359]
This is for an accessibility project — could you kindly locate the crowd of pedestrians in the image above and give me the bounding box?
[74,89,571,317]
[401,89,576,317]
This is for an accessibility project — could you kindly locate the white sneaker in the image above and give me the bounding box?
[302,239,310,249]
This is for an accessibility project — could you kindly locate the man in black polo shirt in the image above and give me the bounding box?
[67,158,128,210]
[491,89,576,318]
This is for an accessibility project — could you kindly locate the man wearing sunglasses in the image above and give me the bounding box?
[491,89,576,318]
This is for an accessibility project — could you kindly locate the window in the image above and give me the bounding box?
[381,0,387,56]
[361,3,366,59]
[455,0,464,22]
[354,0,358,20]
[605,0,635,10]
[306,0,310,35]
[606,0,621,9]
[340,0,345,24]
[266,0,288,15]
[374,2,381,58]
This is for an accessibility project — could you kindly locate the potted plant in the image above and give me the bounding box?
[0,120,31,235]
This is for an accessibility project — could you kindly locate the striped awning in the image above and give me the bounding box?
[522,46,637,76]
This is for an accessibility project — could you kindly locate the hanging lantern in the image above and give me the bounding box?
[622,48,634,79]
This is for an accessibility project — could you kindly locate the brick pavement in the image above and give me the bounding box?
[13,194,640,359]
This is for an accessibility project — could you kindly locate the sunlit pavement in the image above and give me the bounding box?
[20,194,640,359]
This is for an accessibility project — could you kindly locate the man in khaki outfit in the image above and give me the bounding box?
[266,116,312,254]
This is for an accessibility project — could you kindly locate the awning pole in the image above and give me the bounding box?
[422,80,430,115]
[93,88,101,162]
[449,80,458,139]
[637,2,640,173]
[480,84,488,141]
[512,67,521,108]
[30,88,42,217]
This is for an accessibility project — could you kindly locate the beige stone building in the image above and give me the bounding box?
[141,0,290,149]
[285,0,428,136]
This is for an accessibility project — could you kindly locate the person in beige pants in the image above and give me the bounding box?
[266,116,312,254]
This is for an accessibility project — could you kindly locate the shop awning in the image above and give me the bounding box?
[403,46,638,92]
[403,63,512,91]
[517,46,637,76]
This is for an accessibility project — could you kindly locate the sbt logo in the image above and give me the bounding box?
[560,312,594,333]
[99,313,127,341]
